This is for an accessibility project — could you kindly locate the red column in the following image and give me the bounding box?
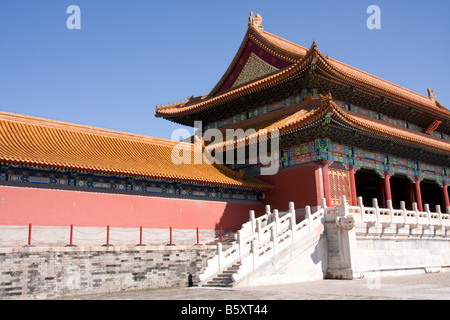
[321,160,331,207]
[442,182,450,210]
[384,171,392,204]
[349,165,358,206]
[415,177,423,212]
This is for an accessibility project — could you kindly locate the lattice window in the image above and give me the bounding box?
[329,168,352,206]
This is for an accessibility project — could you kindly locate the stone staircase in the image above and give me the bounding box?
[199,196,450,287]
[202,261,241,287]
[199,201,326,287]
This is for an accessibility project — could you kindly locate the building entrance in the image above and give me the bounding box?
[355,169,382,207]
[421,179,444,210]
[390,174,413,209]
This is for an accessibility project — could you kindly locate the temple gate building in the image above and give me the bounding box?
[157,12,450,216]
[1,13,449,246]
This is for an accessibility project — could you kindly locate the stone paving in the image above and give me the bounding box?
[61,271,450,300]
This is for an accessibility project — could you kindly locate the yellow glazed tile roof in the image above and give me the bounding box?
[156,22,449,120]
[205,95,450,156]
[0,111,271,190]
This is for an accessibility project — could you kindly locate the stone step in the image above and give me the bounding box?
[201,262,241,288]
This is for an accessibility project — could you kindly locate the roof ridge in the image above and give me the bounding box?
[325,57,444,110]
[155,14,448,121]
[258,29,308,58]
[0,111,181,147]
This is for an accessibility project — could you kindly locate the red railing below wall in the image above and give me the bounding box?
[0,224,226,248]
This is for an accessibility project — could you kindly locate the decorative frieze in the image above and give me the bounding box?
[276,139,450,184]
[203,89,319,131]
[1,165,259,202]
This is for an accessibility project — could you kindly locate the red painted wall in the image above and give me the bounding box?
[0,186,263,230]
[256,163,323,212]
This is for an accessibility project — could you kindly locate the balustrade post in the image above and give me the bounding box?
[271,225,278,255]
[256,219,262,245]
[372,198,380,222]
[321,198,327,210]
[305,205,312,231]
[424,204,431,225]
[387,200,393,223]
[217,242,223,270]
[412,202,420,225]
[289,203,296,240]
[400,201,407,224]
[238,230,244,258]
[340,196,348,216]
[249,210,256,233]
[265,205,272,224]
[357,196,364,220]
[273,209,279,236]
[289,202,296,224]
[436,205,442,226]
[290,214,296,242]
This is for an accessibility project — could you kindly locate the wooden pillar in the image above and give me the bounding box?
[415,177,423,212]
[321,160,331,207]
[384,171,392,204]
[349,165,358,206]
[442,182,450,209]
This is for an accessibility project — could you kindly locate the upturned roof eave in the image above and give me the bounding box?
[155,23,449,122]
[203,98,450,156]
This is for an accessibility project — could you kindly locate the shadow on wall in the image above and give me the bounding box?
[214,201,265,232]
[256,163,322,212]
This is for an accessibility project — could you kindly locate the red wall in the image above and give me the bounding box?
[257,163,324,212]
[0,186,263,230]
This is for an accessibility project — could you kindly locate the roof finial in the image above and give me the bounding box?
[427,88,436,103]
[248,11,263,30]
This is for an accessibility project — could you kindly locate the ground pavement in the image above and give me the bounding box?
[61,271,450,300]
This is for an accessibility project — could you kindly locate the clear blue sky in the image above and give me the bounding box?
[0,0,449,140]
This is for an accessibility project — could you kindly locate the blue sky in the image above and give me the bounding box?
[0,0,449,140]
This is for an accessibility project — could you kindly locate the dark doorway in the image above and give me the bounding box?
[390,174,412,209]
[420,179,444,211]
[355,169,382,207]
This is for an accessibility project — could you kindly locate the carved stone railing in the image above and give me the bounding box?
[327,196,450,233]
[200,195,450,285]
[325,195,450,279]
[199,201,325,284]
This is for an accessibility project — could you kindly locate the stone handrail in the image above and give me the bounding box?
[199,200,326,284]
[326,196,450,231]
[200,224,259,281]
[200,194,450,285]
[232,204,324,283]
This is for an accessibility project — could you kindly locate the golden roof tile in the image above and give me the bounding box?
[205,96,450,155]
[0,111,272,191]
[156,16,449,120]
